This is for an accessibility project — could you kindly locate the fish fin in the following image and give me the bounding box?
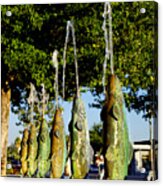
[105,145,114,161]
[110,103,120,121]
[72,151,77,160]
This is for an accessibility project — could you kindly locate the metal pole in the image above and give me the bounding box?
[149,118,155,180]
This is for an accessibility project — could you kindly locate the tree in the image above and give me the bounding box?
[89,123,103,153]
[1,2,157,175]
[7,137,21,161]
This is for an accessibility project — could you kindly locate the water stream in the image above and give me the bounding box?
[102,2,114,94]
[27,83,38,125]
[62,20,80,99]
[52,50,59,109]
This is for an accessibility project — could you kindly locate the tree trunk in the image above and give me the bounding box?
[1,88,11,176]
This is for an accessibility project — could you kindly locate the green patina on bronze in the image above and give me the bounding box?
[27,124,38,177]
[69,97,90,179]
[50,108,66,178]
[101,75,133,180]
[36,120,51,178]
[20,128,29,176]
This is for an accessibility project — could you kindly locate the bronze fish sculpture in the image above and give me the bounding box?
[27,124,38,177]
[50,108,66,178]
[20,128,29,176]
[101,75,133,180]
[69,97,90,179]
[36,120,51,178]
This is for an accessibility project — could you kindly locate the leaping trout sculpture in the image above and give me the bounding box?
[27,124,38,177]
[20,128,29,176]
[36,120,51,178]
[51,108,66,178]
[101,75,133,180]
[69,97,91,179]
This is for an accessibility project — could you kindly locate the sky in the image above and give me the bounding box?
[8,91,156,145]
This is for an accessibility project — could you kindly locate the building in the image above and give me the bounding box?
[127,140,158,180]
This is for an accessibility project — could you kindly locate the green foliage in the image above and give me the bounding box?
[1,2,158,119]
[89,123,103,153]
[7,137,21,160]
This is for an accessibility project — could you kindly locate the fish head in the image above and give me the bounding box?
[54,108,63,124]
[30,124,36,132]
[23,129,29,139]
[107,75,122,97]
